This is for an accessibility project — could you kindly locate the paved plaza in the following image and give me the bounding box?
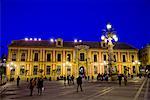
[0,77,149,100]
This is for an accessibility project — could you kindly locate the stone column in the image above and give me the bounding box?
[127,52,130,62]
[30,49,33,61]
[8,49,11,62]
[53,50,55,62]
[43,49,45,61]
[40,49,43,61]
[27,49,30,61]
[17,49,20,61]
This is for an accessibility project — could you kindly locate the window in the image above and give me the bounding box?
[12,53,16,61]
[94,54,97,62]
[58,41,61,46]
[57,54,61,61]
[46,66,51,75]
[94,66,97,74]
[131,55,134,62]
[123,55,126,62]
[20,66,25,75]
[80,53,85,61]
[114,55,116,62]
[47,53,51,61]
[33,66,38,75]
[103,54,106,61]
[34,53,38,61]
[10,68,15,75]
[124,66,127,74]
[57,65,61,75]
[21,53,25,61]
[67,54,71,61]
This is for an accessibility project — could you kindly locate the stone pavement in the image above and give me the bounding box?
[0,77,149,100]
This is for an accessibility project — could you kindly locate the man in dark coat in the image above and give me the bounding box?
[77,76,83,92]
[118,74,122,86]
[17,76,20,87]
[37,78,44,95]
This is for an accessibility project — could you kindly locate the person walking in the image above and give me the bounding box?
[118,74,122,86]
[77,75,83,92]
[29,78,36,96]
[17,76,20,87]
[67,75,70,85]
[71,75,74,85]
[37,77,44,96]
[64,76,66,86]
[124,74,127,86]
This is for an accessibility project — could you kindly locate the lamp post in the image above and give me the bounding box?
[133,60,141,74]
[101,23,118,76]
[7,62,16,81]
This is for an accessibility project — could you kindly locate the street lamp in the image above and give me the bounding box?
[101,23,118,76]
[7,62,16,80]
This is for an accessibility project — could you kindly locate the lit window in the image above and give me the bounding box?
[34,53,38,61]
[12,53,16,61]
[80,53,85,61]
[33,66,38,75]
[57,54,61,62]
[46,66,51,75]
[94,55,97,62]
[21,53,25,61]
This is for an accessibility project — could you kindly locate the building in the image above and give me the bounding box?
[6,38,139,80]
[140,44,150,71]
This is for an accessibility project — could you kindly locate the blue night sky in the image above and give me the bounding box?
[1,0,150,57]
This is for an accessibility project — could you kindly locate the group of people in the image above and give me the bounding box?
[118,74,127,86]
[63,75,74,86]
[63,75,83,92]
[97,73,109,81]
[28,77,44,96]
[16,76,44,96]
[15,73,130,96]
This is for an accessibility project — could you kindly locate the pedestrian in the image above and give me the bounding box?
[37,77,44,96]
[124,75,127,86]
[88,76,90,81]
[64,76,66,86]
[71,75,74,85]
[101,73,104,81]
[118,74,122,86]
[17,76,20,87]
[67,75,70,85]
[29,78,36,96]
[77,75,83,92]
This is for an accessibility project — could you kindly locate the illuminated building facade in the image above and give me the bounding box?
[6,38,139,80]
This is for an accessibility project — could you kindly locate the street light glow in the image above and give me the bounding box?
[74,39,77,43]
[106,23,112,30]
[101,35,105,40]
[104,39,107,43]
[50,38,54,42]
[79,40,82,42]
[114,37,118,42]
[25,38,28,41]
[34,38,37,41]
[38,38,41,41]
[113,34,117,39]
